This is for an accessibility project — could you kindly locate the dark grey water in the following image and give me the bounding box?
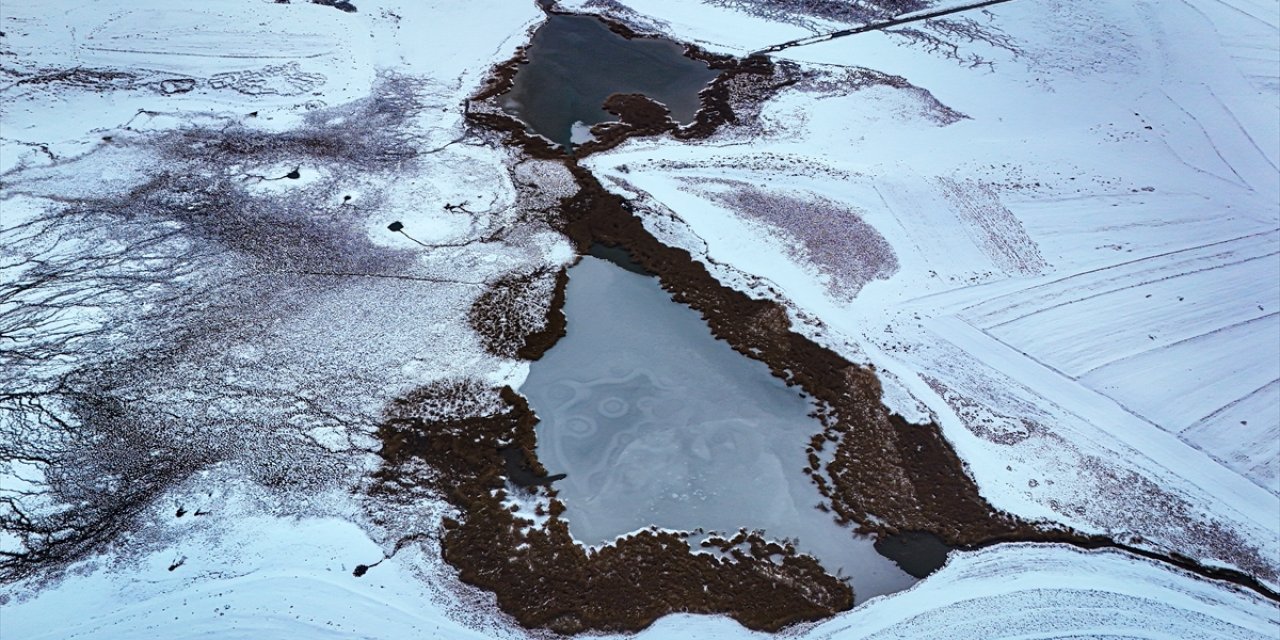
[587,242,651,275]
[500,15,721,149]
[874,531,954,578]
[520,256,920,603]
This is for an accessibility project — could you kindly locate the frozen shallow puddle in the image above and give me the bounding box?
[521,255,919,603]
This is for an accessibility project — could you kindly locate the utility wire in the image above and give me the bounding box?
[749,0,1019,56]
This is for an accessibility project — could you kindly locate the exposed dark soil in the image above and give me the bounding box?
[468,268,566,360]
[572,50,783,155]
[310,0,358,14]
[371,11,1280,636]
[515,269,568,361]
[578,93,676,152]
[470,47,529,104]
[466,13,791,160]
[376,384,852,634]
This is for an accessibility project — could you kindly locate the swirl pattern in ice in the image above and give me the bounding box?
[521,256,918,603]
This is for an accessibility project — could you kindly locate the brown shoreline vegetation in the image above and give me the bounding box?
[375,383,853,634]
[373,12,1280,636]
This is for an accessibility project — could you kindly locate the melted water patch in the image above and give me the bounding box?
[500,15,720,149]
[875,531,955,578]
[521,256,919,603]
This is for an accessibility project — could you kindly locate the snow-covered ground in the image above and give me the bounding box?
[575,0,1280,587]
[3,0,1279,638]
[6,502,1276,639]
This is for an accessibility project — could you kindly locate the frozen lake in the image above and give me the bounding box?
[500,14,720,149]
[521,255,919,603]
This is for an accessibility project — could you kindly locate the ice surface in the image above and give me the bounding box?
[522,256,916,602]
[500,15,719,148]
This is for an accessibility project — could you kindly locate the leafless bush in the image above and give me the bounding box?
[468,269,559,358]
[0,75,458,582]
[685,179,898,299]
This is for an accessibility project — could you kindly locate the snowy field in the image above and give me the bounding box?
[6,510,1277,640]
[576,0,1280,588]
[3,0,1279,638]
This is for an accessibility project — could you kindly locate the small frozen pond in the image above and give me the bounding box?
[520,255,919,603]
[500,14,720,149]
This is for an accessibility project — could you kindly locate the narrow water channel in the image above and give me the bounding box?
[520,255,921,603]
[499,14,721,149]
